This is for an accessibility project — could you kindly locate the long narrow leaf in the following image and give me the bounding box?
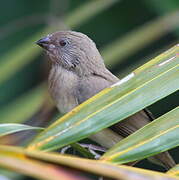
[28,44,179,151]
[0,124,43,137]
[0,147,86,180]
[0,146,178,180]
[101,107,179,163]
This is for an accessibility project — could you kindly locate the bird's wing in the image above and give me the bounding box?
[77,73,115,104]
[110,110,152,137]
[77,67,119,103]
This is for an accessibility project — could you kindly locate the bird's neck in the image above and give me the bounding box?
[48,65,79,113]
[48,65,76,90]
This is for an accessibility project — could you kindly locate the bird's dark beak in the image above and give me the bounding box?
[36,37,51,50]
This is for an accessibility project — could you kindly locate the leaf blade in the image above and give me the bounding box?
[0,147,85,180]
[101,107,179,163]
[0,145,178,180]
[0,123,43,137]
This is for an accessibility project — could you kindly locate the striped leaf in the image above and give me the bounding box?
[101,107,179,163]
[0,124,43,137]
[0,145,178,180]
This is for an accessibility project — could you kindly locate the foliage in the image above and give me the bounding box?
[0,0,179,179]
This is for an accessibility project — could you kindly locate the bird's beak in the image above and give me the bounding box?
[36,37,51,50]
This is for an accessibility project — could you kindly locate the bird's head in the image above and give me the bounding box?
[36,31,105,75]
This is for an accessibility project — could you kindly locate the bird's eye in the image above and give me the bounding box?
[59,39,67,47]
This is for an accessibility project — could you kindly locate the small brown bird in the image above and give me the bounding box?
[36,31,175,169]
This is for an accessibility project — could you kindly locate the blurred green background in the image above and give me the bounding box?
[0,0,179,174]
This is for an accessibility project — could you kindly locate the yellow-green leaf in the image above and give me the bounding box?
[0,145,178,180]
[0,146,85,180]
[0,123,43,137]
[101,107,179,163]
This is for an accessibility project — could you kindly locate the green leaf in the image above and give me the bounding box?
[28,44,179,151]
[0,145,178,180]
[101,107,179,163]
[0,124,43,137]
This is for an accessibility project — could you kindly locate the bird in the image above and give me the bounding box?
[36,30,175,169]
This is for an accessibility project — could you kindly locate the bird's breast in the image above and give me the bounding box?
[48,66,79,113]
